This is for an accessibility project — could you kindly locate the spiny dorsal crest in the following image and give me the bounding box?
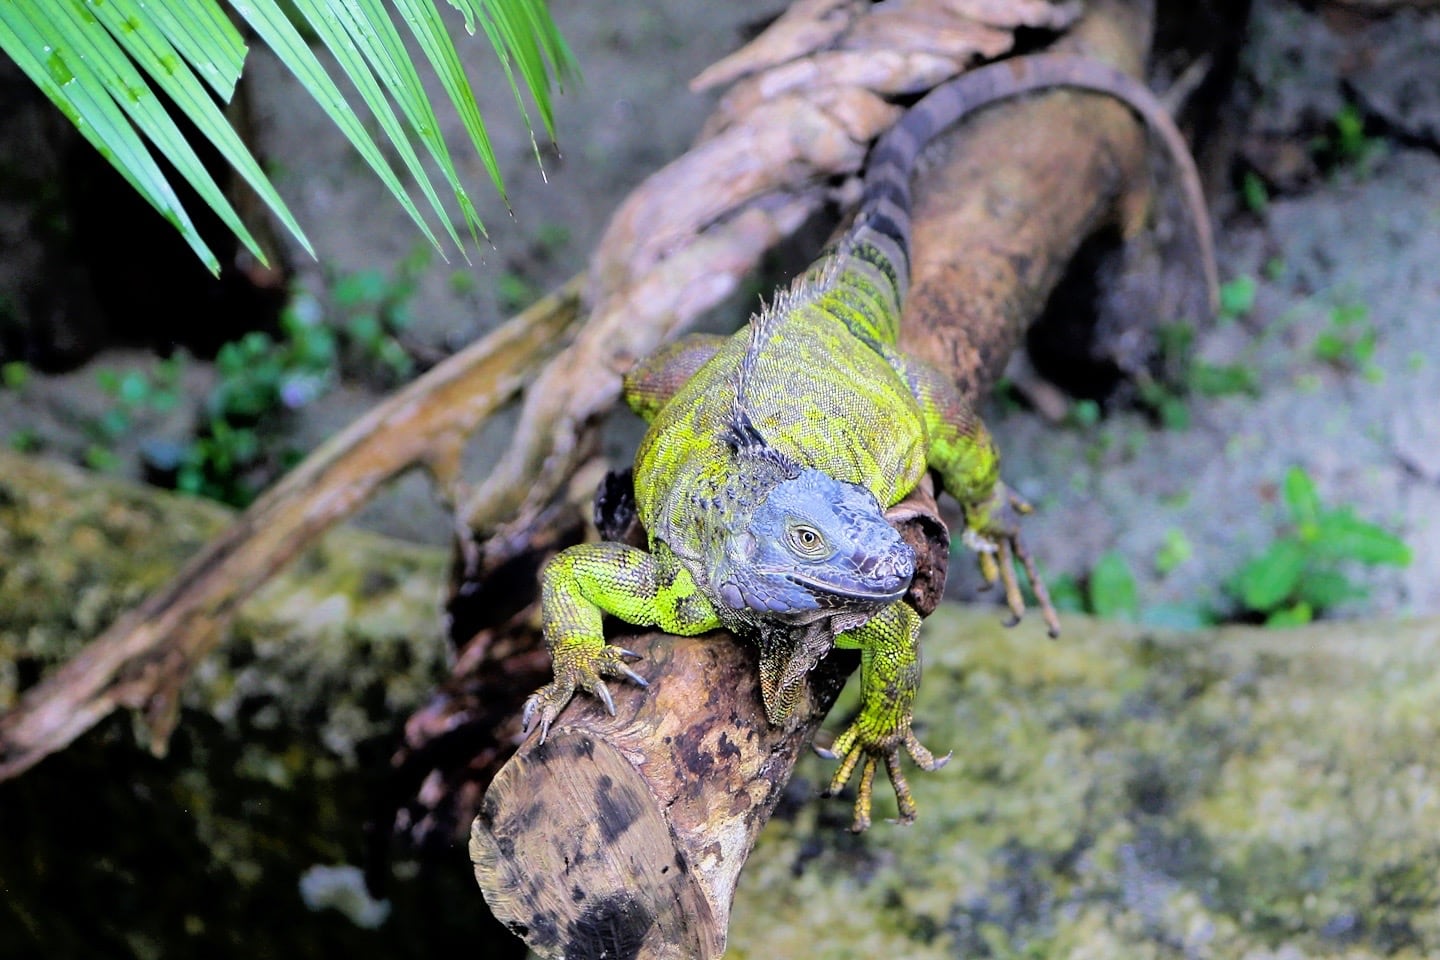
[722,405,800,478]
[724,310,800,476]
[730,260,841,404]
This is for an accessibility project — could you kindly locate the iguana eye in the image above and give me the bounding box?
[786,524,828,559]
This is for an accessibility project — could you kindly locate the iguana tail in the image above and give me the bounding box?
[849,52,1217,328]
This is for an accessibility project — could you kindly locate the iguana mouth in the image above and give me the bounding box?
[782,572,909,604]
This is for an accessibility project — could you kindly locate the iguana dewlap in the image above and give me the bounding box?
[524,54,1212,832]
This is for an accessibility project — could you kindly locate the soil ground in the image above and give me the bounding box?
[991,1,1440,624]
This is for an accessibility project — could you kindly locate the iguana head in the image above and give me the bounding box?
[712,465,915,723]
[714,467,914,620]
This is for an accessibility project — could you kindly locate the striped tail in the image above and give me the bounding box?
[850,52,1217,314]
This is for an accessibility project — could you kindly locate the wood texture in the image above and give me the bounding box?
[900,0,1156,396]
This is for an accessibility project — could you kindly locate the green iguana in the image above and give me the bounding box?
[523,53,1215,831]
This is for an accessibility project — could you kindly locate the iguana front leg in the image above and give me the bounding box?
[822,600,949,832]
[527,541,722,739]
[892,351,1061,636]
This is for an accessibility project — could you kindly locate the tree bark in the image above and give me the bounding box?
[468,3,1192,959]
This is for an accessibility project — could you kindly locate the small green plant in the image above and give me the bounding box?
[1218,274,1257,323]
[1313,302,1378,376]
[8,427,42,453]
[1034,549,1213,628]
[1088,550,1139,620]
[329,245,429,383]
[70,253,431,504]
[1041,572,1086,615]
[495,271,540,315]
[1138,307,1260,430]
[2,360,31,390]
[1311,103,1380,174]
[1227,466,1411,626]
[83,358,187,469]
[1135,378,1190,431]
[1189,362,1259,398]
[1153,528,1193,576]
[1041,551,1145,621]
[448,270,479,297]
[169,302,338,504]
[533,222,572,256]
[1241,170,1269,215]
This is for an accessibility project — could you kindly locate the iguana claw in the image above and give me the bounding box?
[521,644,647,743]
[967,483,1061,638]
[821,723,951,832]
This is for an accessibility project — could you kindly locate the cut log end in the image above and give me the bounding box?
[469,630,821,960]
[471,726,722,960]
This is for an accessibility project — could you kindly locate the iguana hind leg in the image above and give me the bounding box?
[823,601,949,832]
[891,352,1061,637]
[526,541,721,740]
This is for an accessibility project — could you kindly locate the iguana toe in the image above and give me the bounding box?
[822,722,949,832]
[522,643,650,742]
[966,482,1062,639]
[521,682,572,743]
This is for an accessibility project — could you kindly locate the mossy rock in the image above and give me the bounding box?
[0,454,521,959]
[729,606,1440,959]
[6,453,1440,958]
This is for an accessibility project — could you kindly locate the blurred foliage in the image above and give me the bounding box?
[1228,466,1411,627]
[0,0,575,272]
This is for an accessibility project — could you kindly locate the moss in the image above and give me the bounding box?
[731,607,1440,959]
[0,454,522,959]
[9,454,1440,958]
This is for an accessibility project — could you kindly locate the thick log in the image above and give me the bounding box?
[899,0,1186,397]
[470,633,847,960]
[469,2,1194,957]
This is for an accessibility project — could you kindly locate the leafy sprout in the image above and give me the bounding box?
[1228,466,1410,626]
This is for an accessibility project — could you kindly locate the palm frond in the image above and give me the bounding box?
[0,0,576,274]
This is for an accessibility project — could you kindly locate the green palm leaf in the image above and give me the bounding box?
[1,0,575,275]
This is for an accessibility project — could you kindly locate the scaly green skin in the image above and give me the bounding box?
[526,54,1208,830]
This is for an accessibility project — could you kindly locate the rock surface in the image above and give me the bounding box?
[732,604,1440,959]
[0,454,506,959]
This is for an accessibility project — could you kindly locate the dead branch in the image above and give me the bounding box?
[0,278,584,780]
